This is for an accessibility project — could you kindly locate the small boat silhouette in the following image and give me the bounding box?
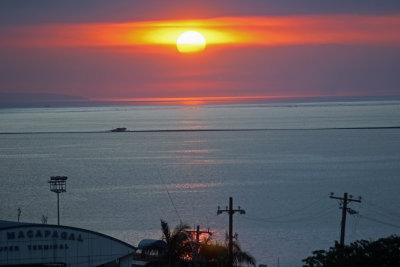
[111,127,127,132]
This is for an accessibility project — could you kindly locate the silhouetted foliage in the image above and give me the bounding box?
[302,235,400,267]
[160,220,191,266]
[160,220,256,267]
[199,241,255,267]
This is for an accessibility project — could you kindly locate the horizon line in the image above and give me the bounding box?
[1,95,399,108]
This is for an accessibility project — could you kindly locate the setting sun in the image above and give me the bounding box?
[176,31,206,53]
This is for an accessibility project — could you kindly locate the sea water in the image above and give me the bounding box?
[1,100,400,266]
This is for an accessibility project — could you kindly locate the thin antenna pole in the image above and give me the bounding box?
[57,192,60,225]
[17,208,21,222]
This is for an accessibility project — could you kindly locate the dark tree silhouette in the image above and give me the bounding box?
[198,239,256,266]
[302,235,400,267]
[160,220,192,266]
[160,220,256,267]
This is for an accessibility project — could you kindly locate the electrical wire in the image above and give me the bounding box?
[157,168,183,223]
[358,214,400,229]
[367,199,400,214]
[243,203,337,224]
[248,197,327,221]
[362,200,400,221]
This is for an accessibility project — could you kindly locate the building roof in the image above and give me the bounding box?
[0,220,34,229]
[0,220,136,250]
[138,239,167,250]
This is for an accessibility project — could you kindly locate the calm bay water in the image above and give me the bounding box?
[1,100,400,266]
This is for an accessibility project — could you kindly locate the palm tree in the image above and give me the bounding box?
[199,243,227,266]
[160,220,192,266]
[232,241,256,267]
[199,241,256,267]
[161,220,255,267]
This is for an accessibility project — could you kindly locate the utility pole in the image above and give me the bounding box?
[185,225,212,267]
[217,197,246,267]
[330,192,361,246]
[185,225,213,244]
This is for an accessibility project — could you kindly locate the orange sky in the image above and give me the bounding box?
[2,15,400,50]
[1,13,400,103]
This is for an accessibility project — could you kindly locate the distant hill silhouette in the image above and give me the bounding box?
[0,93,88,107]
[0,93,87,103]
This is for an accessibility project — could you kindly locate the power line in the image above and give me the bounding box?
[358,214,400,229]
[157,168,183,223]
[242,204,337,224]
[362,201,400,220]
[367,199,400,214]
[248,198,326,221]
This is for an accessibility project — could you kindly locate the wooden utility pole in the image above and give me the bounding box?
[185,225,212,267]
[217,197,246,267]
[330,192,361,246]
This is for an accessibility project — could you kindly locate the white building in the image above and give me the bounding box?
[0,220,136,267]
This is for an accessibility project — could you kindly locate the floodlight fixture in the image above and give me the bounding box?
[48,176,67,225]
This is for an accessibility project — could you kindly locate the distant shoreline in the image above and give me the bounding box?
[1,95,400,109]
[1,126,400,135]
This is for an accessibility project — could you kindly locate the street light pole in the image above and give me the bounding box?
[48,176,67,225]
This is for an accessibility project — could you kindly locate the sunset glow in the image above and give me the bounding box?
[90,96,315,106]
[1,3,400,103]
[1,3,400,266]
[2,15,400,50]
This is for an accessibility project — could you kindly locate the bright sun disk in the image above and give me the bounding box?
[176,31,206,53]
